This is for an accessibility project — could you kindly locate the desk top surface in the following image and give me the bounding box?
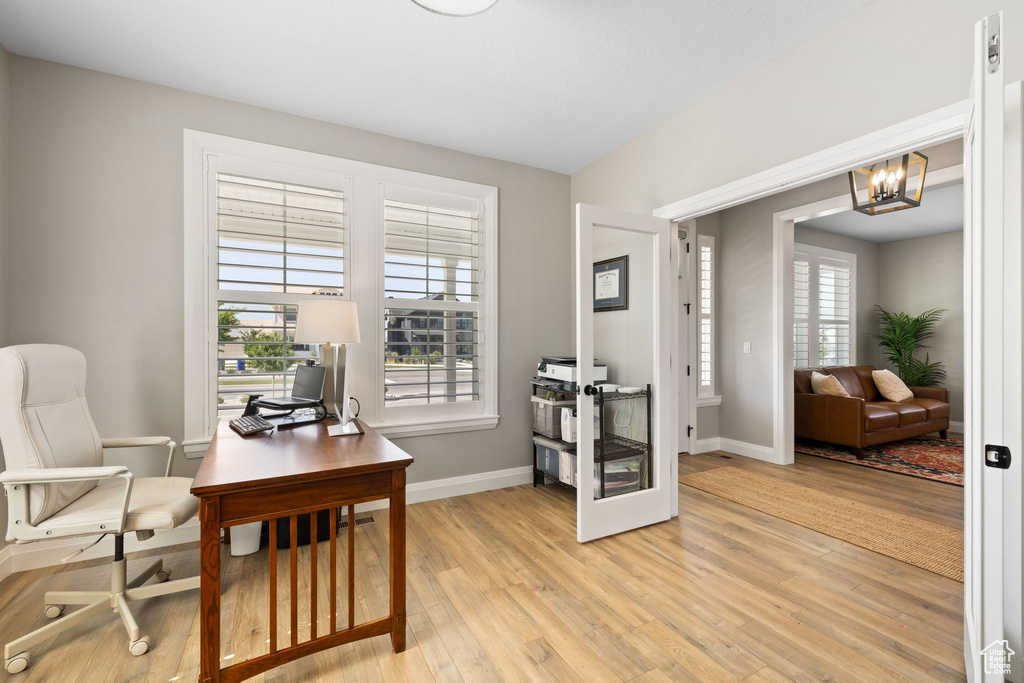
[191,419,414,496]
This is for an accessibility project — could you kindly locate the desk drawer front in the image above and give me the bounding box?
[219,470,392,525]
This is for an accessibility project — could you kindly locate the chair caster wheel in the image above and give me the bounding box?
[5,652,29,674]
[129,636,150,656]
[44,604,66,619]
[156,569,170,583]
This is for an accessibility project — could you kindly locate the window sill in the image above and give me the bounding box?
[369,415,500,439]
[696,395,722,408]
[183,415,500,458]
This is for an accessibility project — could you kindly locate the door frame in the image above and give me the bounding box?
[654,100,967,466]
[770,162,965,465]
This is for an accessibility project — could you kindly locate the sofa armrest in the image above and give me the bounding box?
[823,395,866,448]
[794,393,829,441]
[909,386,949,402]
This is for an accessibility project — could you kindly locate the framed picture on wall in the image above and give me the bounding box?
[594,255,628,312]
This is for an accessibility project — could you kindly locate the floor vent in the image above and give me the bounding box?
[338,515,375,530]
[717,454,733,459]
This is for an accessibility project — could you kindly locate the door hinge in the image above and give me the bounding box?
[687,425,694,437]
[987,14,1000,73]
[686,242,691,253]
[985,444,1011,469]
[685,303,691,315]
[686,365,691,376]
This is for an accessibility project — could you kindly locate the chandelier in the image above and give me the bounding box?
[848,151,928,216]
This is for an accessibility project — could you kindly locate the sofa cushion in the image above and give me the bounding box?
[811,371,850,397]
[794,369,814,394]
[903,398,950,421]
[864,405,899,431]
[868,401,926,426]
[872,369,914,402]
[818,366,880,400]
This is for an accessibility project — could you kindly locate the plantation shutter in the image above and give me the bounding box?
[698,235,715,396]
[215,173,345,411]
[794,246,855,368]
[383,188,482,406]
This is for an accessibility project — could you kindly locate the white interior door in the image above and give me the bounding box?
[575,203,676,542]
[963,11,1022,681]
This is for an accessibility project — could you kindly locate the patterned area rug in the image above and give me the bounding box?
[680,467,964,581]
[795,436,963,486]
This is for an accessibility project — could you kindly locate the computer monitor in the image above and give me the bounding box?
[291,363,327,400]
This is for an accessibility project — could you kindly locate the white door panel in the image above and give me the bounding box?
[575,203,676,542]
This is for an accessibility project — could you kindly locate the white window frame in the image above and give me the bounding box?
[793,243,857,368]
[184,131,498,455]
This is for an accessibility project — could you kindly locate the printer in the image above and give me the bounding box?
[536,357,608,385]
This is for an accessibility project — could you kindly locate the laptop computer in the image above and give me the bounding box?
[257,363,327,408]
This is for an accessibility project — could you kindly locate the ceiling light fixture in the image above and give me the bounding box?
[411,0,498,16]
[848,151,929,216]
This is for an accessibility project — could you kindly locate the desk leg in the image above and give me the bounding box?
[199,498,222,682]
[389,469,407,653]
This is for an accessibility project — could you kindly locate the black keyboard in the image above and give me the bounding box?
[229,415,274,436]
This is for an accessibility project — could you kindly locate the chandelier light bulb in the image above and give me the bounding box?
[895,166,903,180]
[887,172,896,185]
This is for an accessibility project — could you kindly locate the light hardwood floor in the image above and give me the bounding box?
[0,451,965,682]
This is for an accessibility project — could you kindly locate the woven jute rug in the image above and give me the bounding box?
[680,467,963,581]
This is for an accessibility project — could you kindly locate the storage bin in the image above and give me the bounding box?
[533,436,562,479]
[594,454,643,499]
[531,395,575,439]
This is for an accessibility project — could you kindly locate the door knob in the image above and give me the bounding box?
[583,385,598,396]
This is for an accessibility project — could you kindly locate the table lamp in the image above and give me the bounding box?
[294,298,362,436]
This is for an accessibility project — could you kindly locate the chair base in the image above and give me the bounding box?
[3,552,199,673]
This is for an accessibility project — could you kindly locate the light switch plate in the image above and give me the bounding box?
[743,342,751,354]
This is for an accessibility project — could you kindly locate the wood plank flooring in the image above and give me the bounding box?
[0,450,965,682]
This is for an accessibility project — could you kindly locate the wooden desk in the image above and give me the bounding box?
[191,419,413,682]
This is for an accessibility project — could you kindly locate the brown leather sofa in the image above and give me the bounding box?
[795,365,950,458]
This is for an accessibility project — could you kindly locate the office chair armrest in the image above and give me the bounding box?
[102,436,177,477]
[3,468,135,542]
[1,465,129,484]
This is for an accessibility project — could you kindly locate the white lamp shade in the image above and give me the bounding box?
[294,299,361,344]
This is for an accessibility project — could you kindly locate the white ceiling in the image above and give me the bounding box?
[800,182,964,243]
[0,0,871,174]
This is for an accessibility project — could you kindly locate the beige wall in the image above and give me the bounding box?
[0,42,9,550]
[879,231,964,422]
[793,225,882,368]
[6,56,571,485]
[571,0,1020,215]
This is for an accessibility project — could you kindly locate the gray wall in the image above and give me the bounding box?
[0,42,9,550]
[879,231,964,422]
[571,0,1021,215]
[698,142,961,448]
[6,56,571,486]
[793,225,881,368]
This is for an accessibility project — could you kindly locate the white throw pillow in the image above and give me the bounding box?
[810,371,850,397]
[872,369,914,402]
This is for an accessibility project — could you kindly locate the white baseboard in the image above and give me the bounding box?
[950,421,964,432]
[692,437,721,454]
[0,465,535,580]
[356,465,534,512]
[718,438,778,463]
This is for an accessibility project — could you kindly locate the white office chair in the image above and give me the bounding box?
[0,344,200,674]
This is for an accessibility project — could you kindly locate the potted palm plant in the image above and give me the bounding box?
[871,306,947,386]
